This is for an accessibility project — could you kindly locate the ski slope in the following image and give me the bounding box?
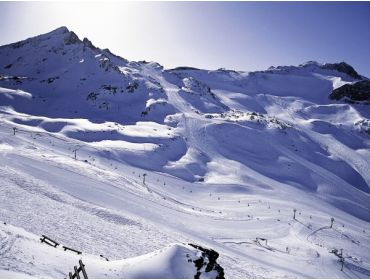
[0,27,369,278]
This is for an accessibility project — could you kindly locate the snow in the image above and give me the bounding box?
[0,143,13,151]
[0,27,370,278]
[0,223,212,279]
[0,87,32,99]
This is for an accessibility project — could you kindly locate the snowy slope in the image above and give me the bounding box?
[0,27,370,278]
[0,223,223,279]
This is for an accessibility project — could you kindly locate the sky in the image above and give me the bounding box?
[0,1,369,76]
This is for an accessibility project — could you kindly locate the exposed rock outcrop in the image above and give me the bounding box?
[188,243,225,279]
[330,80,370,103]
[323,62,362,80]
[64,31,80,45]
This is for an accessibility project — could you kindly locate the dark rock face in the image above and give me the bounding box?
[64,31,81,45]
[188,243,225,279]
[330,80,370,103]
[82,38,99,51]
[323,62,362,80]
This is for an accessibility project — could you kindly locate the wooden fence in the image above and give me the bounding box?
[69,260,88,279]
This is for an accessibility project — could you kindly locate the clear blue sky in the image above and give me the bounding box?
[0,1,369,76]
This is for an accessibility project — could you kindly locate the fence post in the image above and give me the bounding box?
[143,173,147,185]
[74,266,80,279]
[79,260,88,279]
[330,217,335,228]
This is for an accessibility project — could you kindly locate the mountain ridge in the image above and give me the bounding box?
[1,26,366,80]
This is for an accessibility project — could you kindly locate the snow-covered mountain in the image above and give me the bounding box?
[0,27,369,278]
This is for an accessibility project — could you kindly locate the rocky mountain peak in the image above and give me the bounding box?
[82,37,98,50]
[64,30,81,45]
[49,26,70,35]
[299,60,322,67]
[322,62,362,80]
